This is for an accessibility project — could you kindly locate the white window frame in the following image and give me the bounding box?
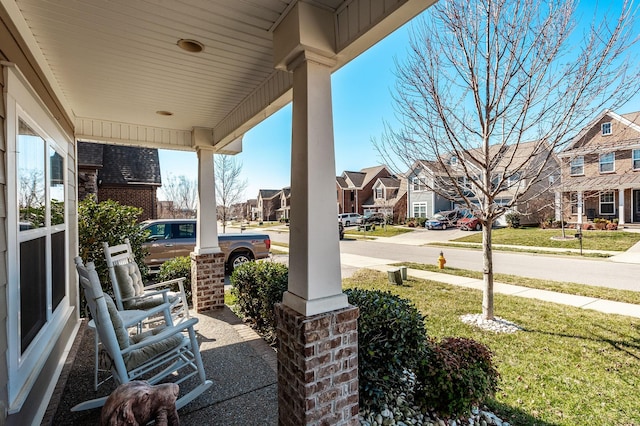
[412,176,426,191]
[601,122,612,135]
[570,156,584,176]
[5,67,72,412]
[633,149,640,170]
[600,192,615,215]
[413,202,427,218]
[375,187,383,199]
[599,152,615,173]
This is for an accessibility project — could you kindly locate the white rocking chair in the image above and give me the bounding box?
[103,238,189,324]
[73,258,212,412]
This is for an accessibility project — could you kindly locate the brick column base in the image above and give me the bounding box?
[190,251,225,312]
[275,303,359,426]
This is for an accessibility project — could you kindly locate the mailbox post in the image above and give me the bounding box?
[575,228,583,256]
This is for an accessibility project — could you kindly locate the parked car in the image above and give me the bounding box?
[425,209,468,230]
[140,219,271,273]
[357,212,386,225]
[338,213,362,227]
[458,214,482,231]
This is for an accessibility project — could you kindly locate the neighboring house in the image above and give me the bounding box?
[406,160,454,219]
[78,142,161,221]
[336,165,392,215]
[257,189,281,221]
[245,199,258,220]
[362,176,407,223]
[276,187,291,220]
[407,140,559,224]
[558,110,640,225]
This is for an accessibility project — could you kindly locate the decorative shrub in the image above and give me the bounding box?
[345,288,427,411]
[158,256,192,304]
[607,222,618,230]
[230,261,288,336]
[505,212,521,228]
[416,217,427,227]
[415,337,500,417]
[582,223,594,230]
[78,195,149,289]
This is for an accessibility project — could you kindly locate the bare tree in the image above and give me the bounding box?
[375,0,640,320]
[215,154,248,233]
[161,174,197,218]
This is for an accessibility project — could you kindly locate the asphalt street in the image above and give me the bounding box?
[262,227,640,292]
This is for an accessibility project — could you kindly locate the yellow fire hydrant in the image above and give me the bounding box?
[438,251,446,269]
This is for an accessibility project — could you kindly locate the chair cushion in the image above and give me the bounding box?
[125,327,185,370]
[114,262,145,307]
[104,294,130,350]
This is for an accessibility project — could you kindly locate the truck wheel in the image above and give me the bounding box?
[229,252,252,272]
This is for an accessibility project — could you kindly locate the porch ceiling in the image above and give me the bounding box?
[6,0,436,151]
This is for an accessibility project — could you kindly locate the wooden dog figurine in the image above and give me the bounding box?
[101,380,180,425]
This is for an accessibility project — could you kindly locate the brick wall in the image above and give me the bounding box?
[276,303,359,426]
[98,185,158,220]
[190,251,225,312]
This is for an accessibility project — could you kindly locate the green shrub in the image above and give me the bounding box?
[158,256,192,304]
[415,337,500,417]
[230,261,288,336]
[345,288,427,411]
[505,212,521,228]
[78,195,149,291]
[416,217,427,227]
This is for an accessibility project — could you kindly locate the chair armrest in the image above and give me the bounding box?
[120,303,174,328]
[143,277,186,291]
[121,317,200,355]
[121,288,171,304]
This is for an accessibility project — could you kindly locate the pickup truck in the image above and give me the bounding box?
[140,219,271,273]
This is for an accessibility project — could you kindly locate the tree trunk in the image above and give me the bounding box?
[482,220,494,320]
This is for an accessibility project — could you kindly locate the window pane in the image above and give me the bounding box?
[50,147,65,225]
[20,237,47,353]
[18,120,46,230]
[52,230,66,310]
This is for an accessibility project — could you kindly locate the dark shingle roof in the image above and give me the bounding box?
[98,145,161,185]
[77,142,104,168]
[258,189,281,199]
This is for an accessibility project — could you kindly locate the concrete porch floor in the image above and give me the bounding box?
[43,307,278,425]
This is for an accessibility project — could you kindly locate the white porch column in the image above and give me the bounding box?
[282,51,348,316]
[619,188,625,225]
[195,147,220,254]
[577,191,584,225]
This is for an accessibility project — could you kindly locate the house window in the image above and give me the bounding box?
[507,172,520,187]
[7,66,71,410]
[450,156,458,165]
[412,177,426,191]
[602,122,612,135]
[600,192,615,215]
[599,152,615,173]
[570,156,584,176]
[375,188,383,199]
[633,149,640,170]
[413,202,427,218]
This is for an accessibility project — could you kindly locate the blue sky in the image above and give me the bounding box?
[159,2,640,202]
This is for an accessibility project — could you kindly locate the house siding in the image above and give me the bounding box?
[0,19,79,425]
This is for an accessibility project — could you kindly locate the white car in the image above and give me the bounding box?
[338,213,362,227]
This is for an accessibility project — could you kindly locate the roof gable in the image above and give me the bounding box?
[563,109,640,154]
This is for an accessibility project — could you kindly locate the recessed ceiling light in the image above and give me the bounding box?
[177,39,204,53]
[156,110,173,116]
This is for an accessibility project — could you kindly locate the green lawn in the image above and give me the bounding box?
[344,225,413,238]
[343,269,640,425]
[453,228,640,251]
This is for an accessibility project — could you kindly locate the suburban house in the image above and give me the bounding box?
[336,165,393,215]
[406,160,455,219]
[407,140,559,224]
[362,176,408,223]
[558,110,640,226]
[0,1,435,424]
[78,142,161,221]
[256,189,281,222]
[276,187,291,221]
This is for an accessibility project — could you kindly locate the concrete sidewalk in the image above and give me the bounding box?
[339,254,640,319]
